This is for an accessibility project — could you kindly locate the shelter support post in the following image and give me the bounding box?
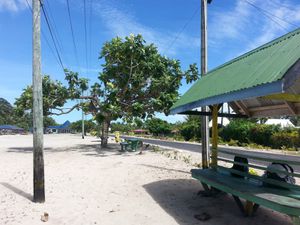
[211,104,218,169]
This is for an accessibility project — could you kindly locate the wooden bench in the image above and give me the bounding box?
[192,148,300,224]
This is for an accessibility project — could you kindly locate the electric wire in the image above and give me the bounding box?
[39,0,65,71]
[44,0,65,53]
[244,0,298,32]
[25,0,62,69]
[88,0,93,74]
[163,6,200,55]
[83,0,88,76]
[66,0,80,69]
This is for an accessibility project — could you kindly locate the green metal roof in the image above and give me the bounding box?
[171,28,300,114]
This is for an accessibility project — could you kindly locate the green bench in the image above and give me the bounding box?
[192,148,300,224]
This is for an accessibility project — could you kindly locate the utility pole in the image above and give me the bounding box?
[32,0,45,202]
[81,91,85,139]
[201,0,211,169]
[82,105,85,139]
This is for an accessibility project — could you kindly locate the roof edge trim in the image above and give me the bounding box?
[170,80,283,115]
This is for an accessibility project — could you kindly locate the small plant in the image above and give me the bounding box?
[173,151,179,160]
[182,155,191,164]
[193,162,202,168]
[228,139,239,146]
[152,146,160,153]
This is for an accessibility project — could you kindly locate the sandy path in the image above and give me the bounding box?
[0,134,292,225]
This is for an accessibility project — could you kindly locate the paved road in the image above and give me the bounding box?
[117,135,300,171]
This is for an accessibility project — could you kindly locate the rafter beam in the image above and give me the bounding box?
[285,101,297,115]
[263,93,300,102]
[235,101,250,116]
[178,111,248,118]
[248,104,286,112]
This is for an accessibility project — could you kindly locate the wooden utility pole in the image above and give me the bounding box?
[32,0,45,202]
[201,0,211,169]
[81,90,85,139]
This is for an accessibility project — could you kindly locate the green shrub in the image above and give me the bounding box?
[145,118,172,136]
[249,124,280,147]
[220,119,255,143]
[270,130,299,150]
[227,139,239,146]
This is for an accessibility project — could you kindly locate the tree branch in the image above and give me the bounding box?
[50,104,80,116]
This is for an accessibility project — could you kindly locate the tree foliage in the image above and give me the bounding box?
[145,118,172,136]
[70,120,96,133]
[179,115,201,141]
[0,98,14,124]
[15,74,88,117]
[87,34,198,121]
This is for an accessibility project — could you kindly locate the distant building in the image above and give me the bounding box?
[46,121,72,134]
[264,119,295,128]
[132,129,149,135]
[208,117,230,128]
[0,125,25,135]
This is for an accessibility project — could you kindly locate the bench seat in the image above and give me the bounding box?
[191,168,300,216]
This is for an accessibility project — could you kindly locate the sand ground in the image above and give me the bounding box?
[0,134,293,225]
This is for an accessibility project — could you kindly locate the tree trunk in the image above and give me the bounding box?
[101,120,110,147]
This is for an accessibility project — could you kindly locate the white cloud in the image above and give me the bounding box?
[92,0,200,56]
[0,0,27,12]
[209,0,300,58]
[246,0,300,51]
[209,0,255,44]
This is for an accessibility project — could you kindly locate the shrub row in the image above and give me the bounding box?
[219,120,300,150]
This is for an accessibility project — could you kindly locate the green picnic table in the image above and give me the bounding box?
[120,138,143,152]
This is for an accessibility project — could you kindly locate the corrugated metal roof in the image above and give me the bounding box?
[171,28,300,114]
[47,120,71,129]
[0,125,24,130]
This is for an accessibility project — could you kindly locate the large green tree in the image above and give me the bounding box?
[16,34,198,147]
[0,98,14,124]
[80,34,198,146]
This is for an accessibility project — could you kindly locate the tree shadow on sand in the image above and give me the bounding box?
[0,182,32,201]
[7,142,143,158]
[143,179,291,225]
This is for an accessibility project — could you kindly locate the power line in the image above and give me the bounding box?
[163,6,200,55]
[83,0,88,75]
[39,0,65,71]
[43,0,65,54]
[244,0,298,32]
[88,0,93,73]
[66,0,80,69]
[24,0,62,68]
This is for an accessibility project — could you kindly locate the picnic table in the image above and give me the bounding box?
[120,138,143,152]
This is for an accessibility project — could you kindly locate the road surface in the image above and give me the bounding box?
[117,135,300,171]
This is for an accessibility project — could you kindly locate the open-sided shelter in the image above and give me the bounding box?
[170,28,300,224]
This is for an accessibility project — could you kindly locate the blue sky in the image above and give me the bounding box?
[1,0,300,124]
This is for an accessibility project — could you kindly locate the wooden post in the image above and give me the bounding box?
[82,100,85,139]
[245,201,254,216]
[32,0,45,202]
[211,104,218,169]
[201,0,210,169]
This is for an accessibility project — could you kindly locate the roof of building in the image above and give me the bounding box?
[265,119,295,128]
[0,125,24,130]
[48,120,71,129]
[171,28,300,117]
